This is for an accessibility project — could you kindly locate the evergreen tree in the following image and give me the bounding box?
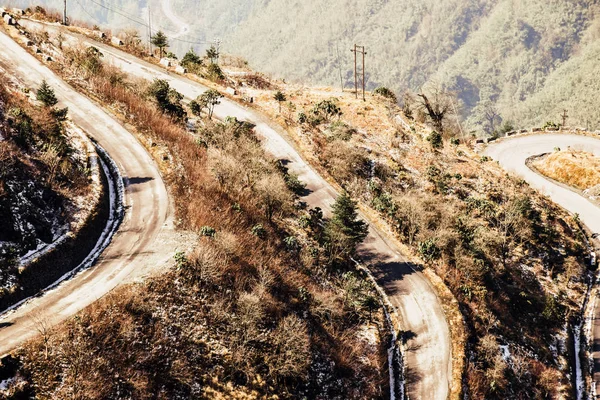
[330,191,369,244]
[206,45,219,64]
[273,91,287,113]
[37,80,58,107]
[147,79,185,121]
[181,49,203,71]
[151,31,169,59]
[324,191,369,266]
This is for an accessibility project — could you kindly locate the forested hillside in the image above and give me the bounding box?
[10,0,600,131]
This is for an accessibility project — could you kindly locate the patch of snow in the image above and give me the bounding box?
[0,377,16,391]
[574,323,584,400]
[19,226,69,266]
[352,257,404,400]
[499,344,511,363]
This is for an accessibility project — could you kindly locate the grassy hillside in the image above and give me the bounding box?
[0,24,387,398]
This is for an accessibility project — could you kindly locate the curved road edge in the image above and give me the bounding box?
[0,28,180,357]
[0,141,124,319]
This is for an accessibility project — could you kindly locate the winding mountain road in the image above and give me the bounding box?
[160,0,190,40]
[0,28,182,356]
[484,133,600,397]
[12,20,452,399]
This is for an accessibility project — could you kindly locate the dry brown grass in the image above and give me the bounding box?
[533,149,600,190]
[4,38,389,399]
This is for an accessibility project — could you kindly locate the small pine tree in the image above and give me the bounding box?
[273,91,287,113]
[330,191,369,245]
[151,31,169,59]
[324,192,369,267]
[181,49,203,71]
[37,80,58,107]
[206,45,219,64]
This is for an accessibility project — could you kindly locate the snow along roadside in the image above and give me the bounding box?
[352,257,406,400]
[18,124,102,266]
[0,141,124,318]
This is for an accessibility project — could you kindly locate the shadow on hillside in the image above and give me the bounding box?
[0,322,14,329]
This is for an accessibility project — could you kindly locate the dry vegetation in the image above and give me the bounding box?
[532,149,600,191]
[0,76,89,301]
[2,12,595,398]
[1,27,389,399]
[234,80,591,398]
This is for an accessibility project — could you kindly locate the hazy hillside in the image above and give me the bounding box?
[11,0,600,130]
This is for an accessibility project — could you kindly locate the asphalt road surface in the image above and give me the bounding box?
[6,21,453,399]
[484,133,600,397]
[0,28,182,356]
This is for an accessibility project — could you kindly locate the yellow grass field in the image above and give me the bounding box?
[533,149,600,190]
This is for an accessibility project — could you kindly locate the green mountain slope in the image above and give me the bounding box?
[15,0,600,131]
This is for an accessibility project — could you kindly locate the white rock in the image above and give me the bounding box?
[111,36,123,46]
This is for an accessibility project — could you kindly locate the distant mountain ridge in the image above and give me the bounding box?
[13,0,600,132]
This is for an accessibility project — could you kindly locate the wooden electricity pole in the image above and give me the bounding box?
[351,45,367,100]
[561,109,568,129]
[63,0,67,25]
[148,8,153,56]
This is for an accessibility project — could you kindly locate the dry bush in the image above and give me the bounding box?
[322,140,370,183]
[243,73,274,90]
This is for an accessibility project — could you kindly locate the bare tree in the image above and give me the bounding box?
[32,311,53,360]
[417,84,456,133]
[483,102,502,135]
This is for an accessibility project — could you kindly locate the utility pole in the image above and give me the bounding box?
[148,8,152,56]
[63,0,67,25]
[351,45,367,100]
[561,109,568,129]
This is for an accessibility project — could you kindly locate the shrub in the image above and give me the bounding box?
[181,49,203,72]
[418,238,441,263]
[206,63,224,81]
[312,99,342,123]
[297,112,308,124]
[199,226,216,237]
[283,236,299,251]
[284,173,306,195]
[147,79,186,121]
[373,86,397,102]
[542,121,560,130]
[426,130,443,149]
[251,224,266,238]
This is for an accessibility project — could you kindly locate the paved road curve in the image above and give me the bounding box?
[0,29,179,356]
[484,133,600,396]
[18,20,453,399]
